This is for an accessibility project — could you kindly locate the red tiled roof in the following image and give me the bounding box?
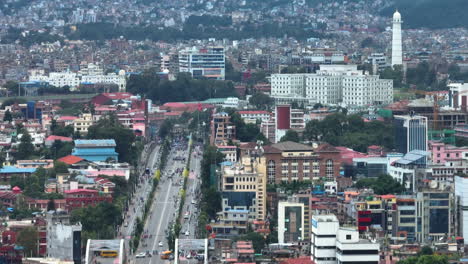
[64,189,98,194]
[58,155,84,165]
[45,135,73,142]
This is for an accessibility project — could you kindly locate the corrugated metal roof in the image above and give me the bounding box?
[0,166,36,174]
[74,139,116,147]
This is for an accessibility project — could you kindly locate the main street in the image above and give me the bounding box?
[179,145,202,240]
[176,144,203,264]
[120,143,161,256]
[133,139,191,264]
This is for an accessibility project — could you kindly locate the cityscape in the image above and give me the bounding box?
[0,0,467,264]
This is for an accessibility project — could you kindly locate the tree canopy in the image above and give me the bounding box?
[302,113,394,152]
[249,92,273,110]
[126,70,236,104]
[17,227,38,257]
[398,255,448,264]
[280,130,300,143]
[17,130,35,160]
[87,114,137,164]
[355,174,405,195]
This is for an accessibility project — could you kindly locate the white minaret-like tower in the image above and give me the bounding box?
[391,10,403,66]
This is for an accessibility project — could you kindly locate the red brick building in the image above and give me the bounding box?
[263,141,341,184]
[64,189,112,211]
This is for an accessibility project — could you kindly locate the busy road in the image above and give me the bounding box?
[132,137,193,264]
[119,143,161,256]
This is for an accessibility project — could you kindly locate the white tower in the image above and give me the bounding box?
[391,10,403,66]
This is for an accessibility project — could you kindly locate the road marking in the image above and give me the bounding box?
[150,178,173,264]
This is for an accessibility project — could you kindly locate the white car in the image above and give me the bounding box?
[191,200,196,205]
[159,241,163,247]
[135,252,146,258]
[185,230,190,236]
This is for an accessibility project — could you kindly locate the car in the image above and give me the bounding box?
[159,241,163,247]
[186,254,192,259]
[135,252,146,258]
[124,222,128,227]
[184,212,189,219]
[191,200,196,205]
[185,230,190,236]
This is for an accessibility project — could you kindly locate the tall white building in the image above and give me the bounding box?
[271,65,393,106]
[455,175,468,244]
[179,46,225,80]
[311,215,339,264]
[391,10,403,66]
[311,214,380,264]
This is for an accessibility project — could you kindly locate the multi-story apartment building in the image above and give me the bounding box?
[73,113,94,135]
[271,65,393,106]
[311,214,380,264]
[212,156,267,237]
[415,188,454,243]
[259,105,305,143]
[428,141,468,164]
[210,112,236,145]
[179,46,225,80]
[263,141,341,184]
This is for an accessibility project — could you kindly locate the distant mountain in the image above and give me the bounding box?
[380,0,468,29]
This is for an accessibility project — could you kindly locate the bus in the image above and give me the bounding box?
[100,250,118,257]
[160,250,172,259]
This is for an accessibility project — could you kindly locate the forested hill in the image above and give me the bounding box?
[380,0,468,29]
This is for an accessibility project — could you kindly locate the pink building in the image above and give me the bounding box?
[429,141,468,164]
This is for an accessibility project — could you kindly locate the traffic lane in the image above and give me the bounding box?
[122,145,161,256]
[135,178,178,264]
[134,146,188,258]
[142,154,188,263]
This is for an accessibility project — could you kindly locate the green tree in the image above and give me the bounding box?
[17,227,38,257]
[419,246,433,256]
[239,232,265,253]
[54,161,69,174]
[355,174,405,195]
[380,65,403,88]
[398,255,448,264]
[249,92,273,110]
[3,109,12,122]
[4,81,19,96]
[87,114,137,164]
[304,120,321,141]
[17,130,35,160]
[280,130,300,143]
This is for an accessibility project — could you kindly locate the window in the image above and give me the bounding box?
[326,159,334,178]
[346,234,351,240]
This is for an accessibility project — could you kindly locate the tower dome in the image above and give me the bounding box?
[393,10,401,21]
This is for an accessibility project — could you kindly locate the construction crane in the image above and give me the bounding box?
[412,90,446,130]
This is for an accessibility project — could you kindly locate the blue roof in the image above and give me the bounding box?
[74,139,116,147]
[0,166,36,174]
[396,150,428,165]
